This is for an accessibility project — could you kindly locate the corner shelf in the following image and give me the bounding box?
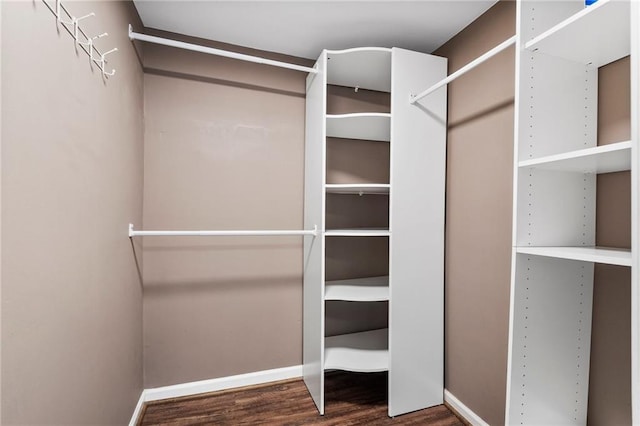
[326,113,391,142]
[325,183,390,195]
[324,328,388,373]
[525,0,630,67]
[326,48,392,92]
[325,276,389,301]
[518,140,631,173]
[324,228,390,237]
[516,246,631,267]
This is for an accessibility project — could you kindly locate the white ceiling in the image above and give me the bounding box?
[133,1,498,60]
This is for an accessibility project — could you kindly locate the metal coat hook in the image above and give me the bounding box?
[42,0,118,79]
[55,0,73,25]
[79,32,108,62]
[73,13,95,44]
[100,47,118,77]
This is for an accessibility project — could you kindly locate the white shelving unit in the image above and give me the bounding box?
[505,0,639,424]
[303,47,447,417]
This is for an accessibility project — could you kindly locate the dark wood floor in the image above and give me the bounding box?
[139,372,467,425]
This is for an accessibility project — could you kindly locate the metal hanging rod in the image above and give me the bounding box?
[128,224,318,238]
[410,35,517,104]
[128,25,318,75]
[42,0,118,78]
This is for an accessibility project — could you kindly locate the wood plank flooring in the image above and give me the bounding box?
[139,372,467,425]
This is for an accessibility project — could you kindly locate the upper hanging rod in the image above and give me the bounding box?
[128,224,318,238]
[410,35,517,104]
[128,25,318,74]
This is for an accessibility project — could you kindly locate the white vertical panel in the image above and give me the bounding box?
[518,53,597,161]
[507,2,600,424]
[519,1,584,43]
[303,52,326,414]
[516,169,596,247]
[508,255,593,425]
[630,1,640,423]
[388,48,447,417]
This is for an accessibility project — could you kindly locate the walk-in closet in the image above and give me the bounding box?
[1,0,637,425]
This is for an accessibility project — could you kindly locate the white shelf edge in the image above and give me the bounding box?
[523,0,630,67]
[326,113,391,142]
[326,48,392,93]
[518,140,632,173]
[326,113,391,119]
[325,228,390,237]
[326,47,393,55]
[525,0,613,50]
[325,276,389,301]
[325,183,390,195]
[324,328,388,373]
[516,246,632,267]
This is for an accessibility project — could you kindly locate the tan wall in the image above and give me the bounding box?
[589,56,632,426]
[437,2,632,424]
[141,35,311,387]
[435,2,516,425]
[1,2,144,424]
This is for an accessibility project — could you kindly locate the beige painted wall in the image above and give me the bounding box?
[589,56,632,426]
[437,2,632,424]
[1,2,144,424]
[435,3,515,425]
[141,34,311,387]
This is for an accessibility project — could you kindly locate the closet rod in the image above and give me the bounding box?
[128,25,318,74]
[128,224,318,237]
[410,35,516,104]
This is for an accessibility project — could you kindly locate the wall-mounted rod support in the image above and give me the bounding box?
[127,24,318,75]
[410,35,517,104]
[128,224,318,237]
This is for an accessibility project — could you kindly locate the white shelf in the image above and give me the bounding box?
[326,113,391,142]
[324,328,388,372]
[325,228,390,237]
[525,0,630,67]
[325,276,389,301]
[516,246,631,267]
[325,184,390,195]
[518,140,631,173]
[326,48,392,93]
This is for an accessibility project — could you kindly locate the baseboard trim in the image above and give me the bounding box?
[144,365,303,402]
[128,391,146,426]
[443,389,489,426]
[130,368,487,426]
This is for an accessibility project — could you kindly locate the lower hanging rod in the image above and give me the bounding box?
[128,25,317,75]
[128,224,318,237]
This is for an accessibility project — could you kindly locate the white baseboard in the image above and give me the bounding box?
[128,391,146,426]
[444,389,490,426]
[144,364,303,402]
[130,368,487,426]
[129,365,303,424]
